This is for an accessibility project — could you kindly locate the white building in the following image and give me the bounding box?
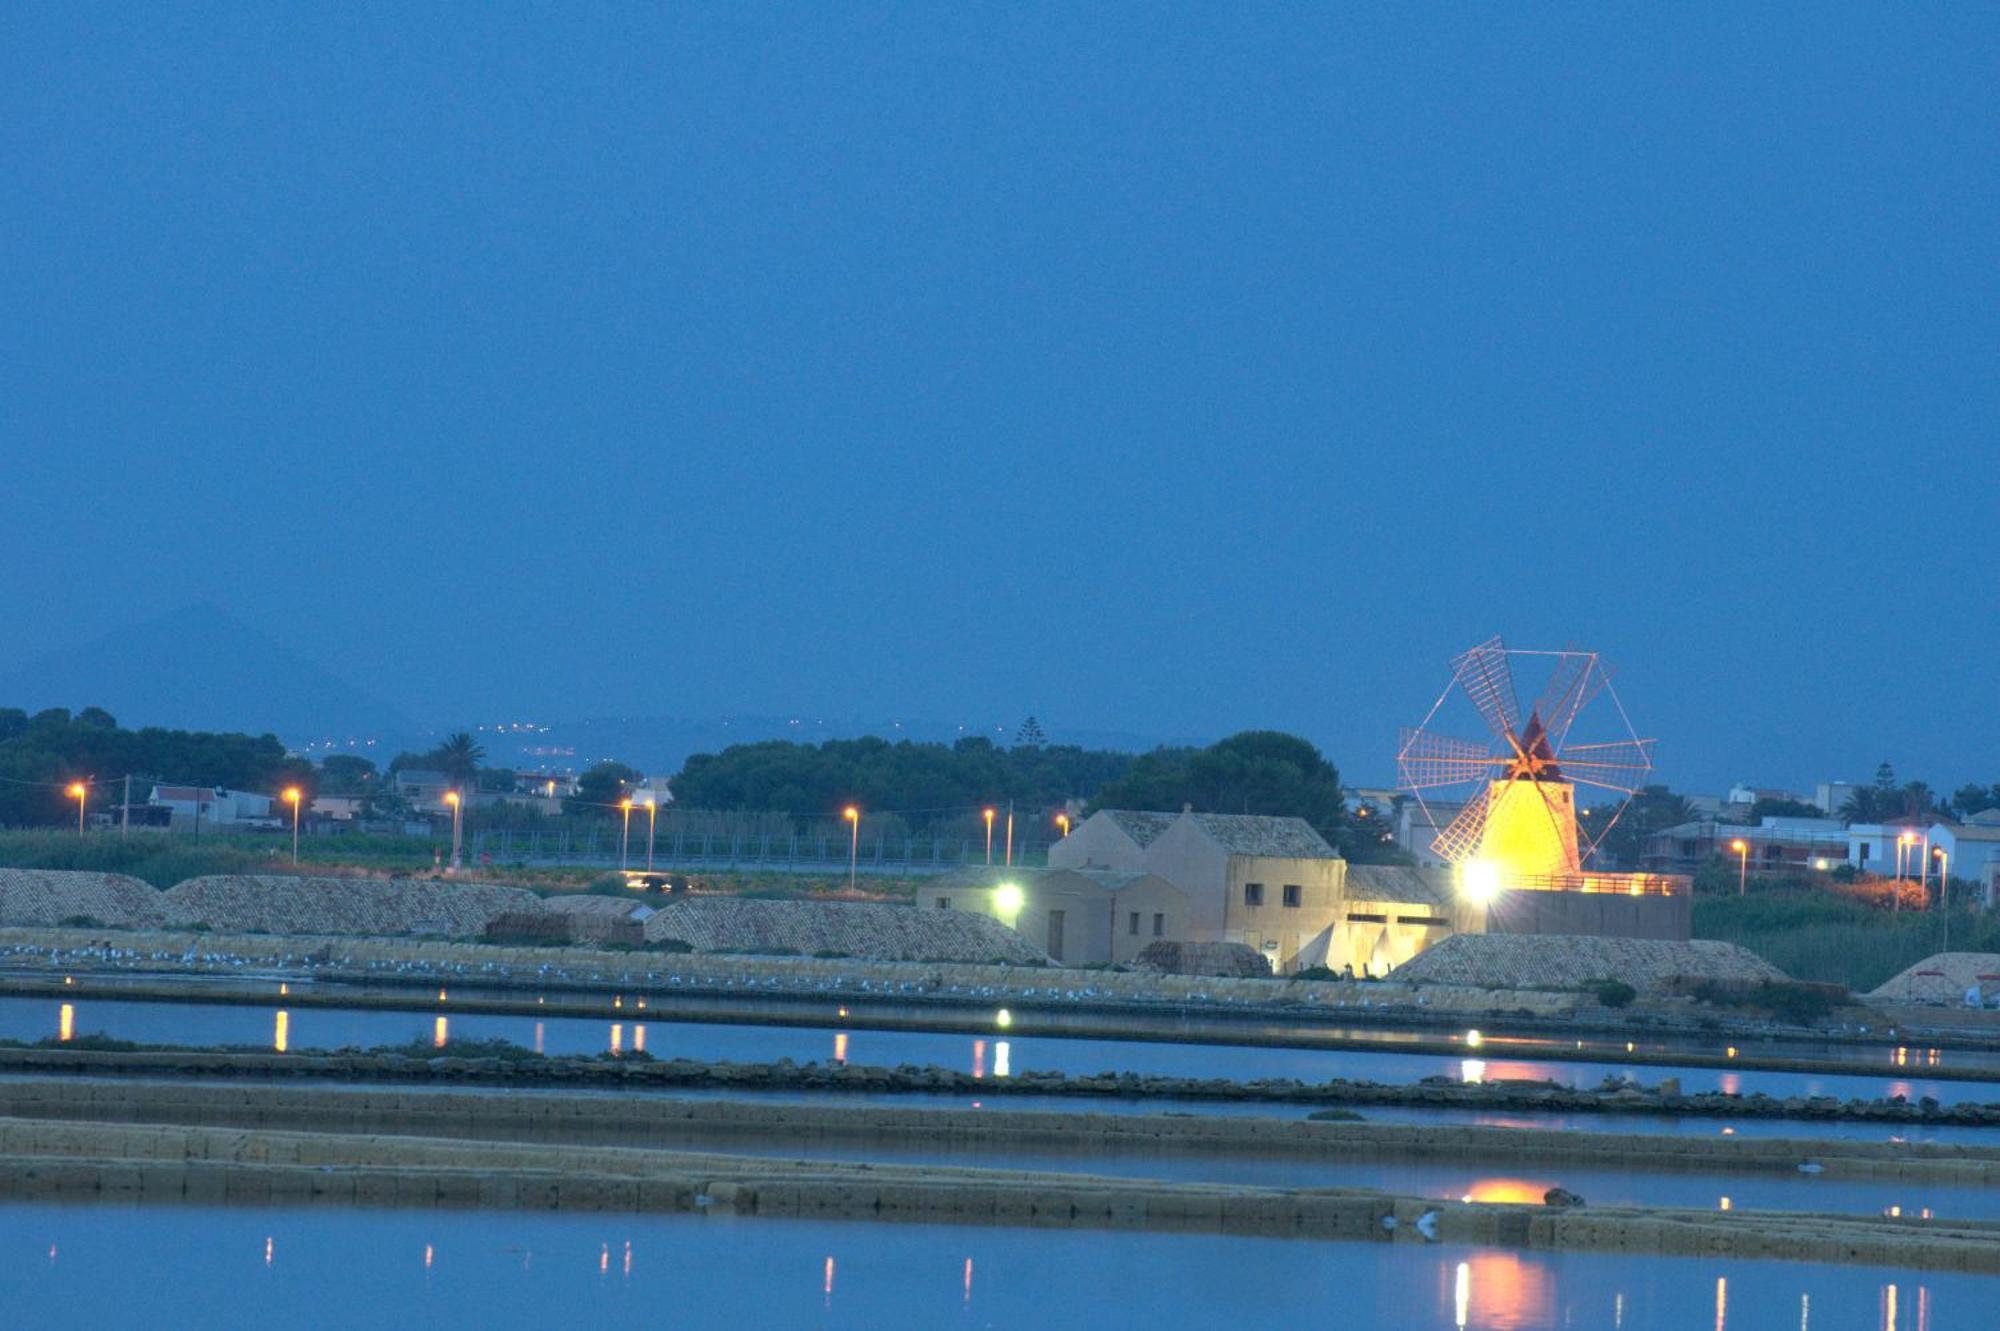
[147,785,277,829]
[1929,814,2000,904]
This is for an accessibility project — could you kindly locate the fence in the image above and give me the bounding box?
[459,826,1051,875]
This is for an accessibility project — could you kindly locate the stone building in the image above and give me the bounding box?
[1041,808,1467,975]
[928,867,1189,966]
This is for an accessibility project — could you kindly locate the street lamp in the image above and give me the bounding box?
[66,782,86,837]
[1729,838,1748,897]
[1937,847,1952,954]
[983,808,995,866]
[1896,830,1918,912]
[1005,802,1014,868]
[1055,813,1071,838]
[282,787,303,864]
[844,805,860,894]
[644,796,658,872]
[443,790,463,873]
[619,798,634,871]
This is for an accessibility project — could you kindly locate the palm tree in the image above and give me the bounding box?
[435,732,485,788]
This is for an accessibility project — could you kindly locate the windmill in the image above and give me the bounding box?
[1397,637,1655,883]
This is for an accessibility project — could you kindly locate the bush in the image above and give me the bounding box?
[1690,979,1845,1025]
[1292,965,1340,982]
[1695,890,2000,990]
[644,938,694,954]
[1592,979,1638,1008]
[58,915,102,929]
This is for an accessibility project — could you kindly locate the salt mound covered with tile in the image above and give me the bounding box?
[1867,954,2000,1005]
[0,869,166,928]
[1389,933,1786,993]
[642,896,1049,963]
[161,875,545,938]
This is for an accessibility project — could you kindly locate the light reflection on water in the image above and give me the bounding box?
[13,995,1998,1109]
[0,1203,1979,1329]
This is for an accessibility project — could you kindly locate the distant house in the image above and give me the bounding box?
[1640,817,1848,875]
[310,796,367,822]
[147,785,278,830]
[1929,814,2000,903]
[393,769,454,814]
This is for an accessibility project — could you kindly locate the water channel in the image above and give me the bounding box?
[12,994,1998,1109]
[0,1202,1978,1329]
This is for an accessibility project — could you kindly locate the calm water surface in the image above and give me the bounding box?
[8,995,1997,1108]
[0,1203,1984,1329]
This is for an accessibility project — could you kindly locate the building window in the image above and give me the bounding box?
[1152,913,1165,937]
[1128,911,1140,935]
[1243,882,1264,907]
[1282,884,1302,908]
[935,897,950,909]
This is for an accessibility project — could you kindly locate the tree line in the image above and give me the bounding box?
[0,707,307,826]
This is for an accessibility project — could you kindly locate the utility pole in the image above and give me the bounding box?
[121,775,131,837]
[1005,801,1015,868]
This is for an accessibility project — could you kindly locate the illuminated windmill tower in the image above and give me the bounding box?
[1397,638,1655,894]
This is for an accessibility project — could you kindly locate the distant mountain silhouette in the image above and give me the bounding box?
[0,603,419,744]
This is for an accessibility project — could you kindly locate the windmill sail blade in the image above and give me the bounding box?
[1531,652,1603,751]
[1397,728,1497,790]
[1430,786,1492,863]
[1553,739,1656,794]
[1450,637,1520,743]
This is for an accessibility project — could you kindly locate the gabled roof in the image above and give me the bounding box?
[1188,812,1336,859]
[1344,863,1453,908]
[934,865,1184,897]
[1104,810,1176,847]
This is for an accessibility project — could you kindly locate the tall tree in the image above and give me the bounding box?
[1089,730,1349,847]
[434,732,485,787]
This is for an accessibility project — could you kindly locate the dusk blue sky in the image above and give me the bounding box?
[2,8,1994,793]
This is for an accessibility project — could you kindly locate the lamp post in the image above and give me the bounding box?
[844,806,860,894]
[1896,831,1917,912]
[619,798,634,871]
[1005,802,1014,868]
[1918,830,1934,911]
[443,790,463,873]
[1729,838,1748,897]
[644,797,658,872]
[983,808,995,866]
[1055,812,1071,839]
[66,782,87,837]
[283,787,302,864]
[1938,847,1952,954]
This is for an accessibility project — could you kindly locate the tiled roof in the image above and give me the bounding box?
[1104,810,1176,847]
[1188,812,1336,858]
[1344,864,1452,907]
[935,866,1174,896]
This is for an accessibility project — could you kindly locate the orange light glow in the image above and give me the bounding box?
[1729,839,1747,854]
[66,783,85,799]
[1460,1178,1556,1206]
[58,1003,73,1043]
[433,1015,448,1048]
[444,790,461,806]
[273,1010,289,1053]
[843,806,859,822]
[283,787,302,805]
